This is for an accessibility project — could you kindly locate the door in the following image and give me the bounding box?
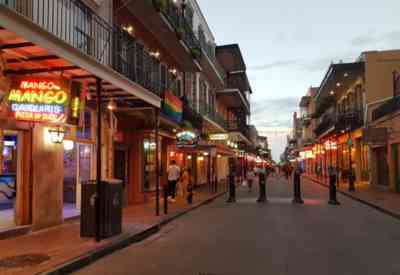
[114,147,128,206]
[393,144,400,192]
[376,147,389,186]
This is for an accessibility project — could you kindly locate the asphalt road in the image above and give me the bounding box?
[74,176,400,275]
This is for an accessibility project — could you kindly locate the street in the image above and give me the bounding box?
[74,176,400,275]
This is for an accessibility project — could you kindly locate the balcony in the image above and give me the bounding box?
[372,96,400,121]
[198,101,227,131]
[0,0,166,99]
[217,73,250,113]
[182,99,203,130]
[154,0,225,85]
[301,114,312,127]
[335,110,364,132]
[227,120,251,143]
[314,112,336,137]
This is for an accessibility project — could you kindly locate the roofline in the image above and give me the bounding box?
[216,43,247,71]
[315,61,365,101]
[190,0,216,42]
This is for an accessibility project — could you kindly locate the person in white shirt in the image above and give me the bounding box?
[167,160,181,202]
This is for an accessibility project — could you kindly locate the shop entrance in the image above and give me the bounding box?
[63,141,92,219]
[0,131,19,229]
[114,146,128,206]
[375,147,389,186]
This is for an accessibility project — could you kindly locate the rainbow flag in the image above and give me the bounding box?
[163,90,183,123]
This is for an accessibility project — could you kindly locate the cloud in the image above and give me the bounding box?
[251,97,299,128]
[351,35,377,46]
[350,30,400,48]
[248,60,300,71]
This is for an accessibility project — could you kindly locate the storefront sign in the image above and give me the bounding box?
[8,79,68,123]
[163,90,183,123]
[209,133,229,141]
[67,81,85,126]
[176,130,198,148]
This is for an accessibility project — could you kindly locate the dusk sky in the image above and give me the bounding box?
[198,0,400,161]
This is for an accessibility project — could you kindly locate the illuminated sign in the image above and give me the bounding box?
[8,79,68,123]
[176,131,198,148]
[324,140,337,150]
[209,133,228,141]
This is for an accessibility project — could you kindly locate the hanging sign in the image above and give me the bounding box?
[176,130,198,148]
[209,133,229,141]
[7,79,69,123]
[67,81,86,126]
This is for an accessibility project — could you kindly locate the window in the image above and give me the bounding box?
[143,137,160,192]
[76,110,92,140]
[74,5,92,55]
[160,64,167,93]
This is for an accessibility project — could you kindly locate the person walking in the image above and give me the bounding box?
[167,160,180,202]
[247,168,255,192]
[257,166,268,203]
[292,163,304,204]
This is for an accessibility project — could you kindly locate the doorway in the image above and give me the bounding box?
[114,146,128,206]
[375,147,389,186]
[63,141,92,219]
[392,144,400,192]
[0,131,18,229]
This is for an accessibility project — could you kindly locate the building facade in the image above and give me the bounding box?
[0,0,257,234]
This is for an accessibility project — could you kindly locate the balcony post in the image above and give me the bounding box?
[95,77,102,242]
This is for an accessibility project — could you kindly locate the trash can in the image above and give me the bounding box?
[80,179,123,238]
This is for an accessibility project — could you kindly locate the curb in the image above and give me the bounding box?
[40,191,226,275]
[303,176,400,221]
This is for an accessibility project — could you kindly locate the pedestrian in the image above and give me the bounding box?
[292,163,304,204]
[257,166,267,203]
[328,165,340,205]
[181,168,193,204]
[167,160,180,202]
[247,168,255,192]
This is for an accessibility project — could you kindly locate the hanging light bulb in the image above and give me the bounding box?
[107,99,117,111]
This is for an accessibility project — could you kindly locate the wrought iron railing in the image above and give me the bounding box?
[314,111,336,137]
[372,96,400,121]
[227,119,251,140]
[225,74,250,109]
[155,0,224,80]
[1,0,164,97]
[335,110,363,132]
[198,100,227,130]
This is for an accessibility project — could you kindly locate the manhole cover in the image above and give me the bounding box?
[0,253,50,268]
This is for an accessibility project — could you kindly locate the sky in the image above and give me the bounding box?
[198,0,400,161]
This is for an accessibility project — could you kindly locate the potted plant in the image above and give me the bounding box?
[152,0,167,13]
[191,47,201,60]
[176,26,185,40]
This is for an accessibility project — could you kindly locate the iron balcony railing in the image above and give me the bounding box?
[314,111,336,137]
[198,100,228,130]
[155,0,225,80]
[225,74,250,109]
[1,0,166,97]
[227,119,251,141]
[335,110,364,132]
[372,96,400,121]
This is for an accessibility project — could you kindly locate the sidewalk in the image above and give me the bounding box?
[0,186,226,275]
[302,174,400,219]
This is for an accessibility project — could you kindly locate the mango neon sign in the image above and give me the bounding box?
[8,79,68,123]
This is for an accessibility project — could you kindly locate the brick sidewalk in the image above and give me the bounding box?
[0,187,226,275]
[302,174,400,219]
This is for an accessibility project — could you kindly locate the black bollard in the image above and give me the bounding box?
[257,171,267,203]
[163,187,168,214]
[292,167,304,204]
[227,174,236,203]
[328,167,340,205]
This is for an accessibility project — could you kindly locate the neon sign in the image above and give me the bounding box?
[8,79,68,123]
